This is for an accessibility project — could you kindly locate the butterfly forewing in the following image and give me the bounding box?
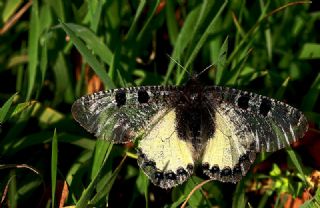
[71,86,180,143]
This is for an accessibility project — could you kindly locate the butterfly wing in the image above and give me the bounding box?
[137,109,194,189]
[201,86,308,182]
[71,86,179,143]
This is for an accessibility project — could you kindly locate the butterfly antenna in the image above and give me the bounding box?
[195,63,216,78]
[166,54,191,76]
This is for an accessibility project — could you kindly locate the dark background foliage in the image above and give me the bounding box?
[0,0,319,207]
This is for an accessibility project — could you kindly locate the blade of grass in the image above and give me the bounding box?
[91,140,113,180]
[0,92,18,123]
[136,0,160,43]
[177,0,228,85]
[299,43,320,59]
[301,73,320,111]
[286,148,308,186]
[65,23,114,66]
[26,0,40,100]
[47,0,65,21]
[88,0,104,33]
[125,0,146,41]
[165,0,179,45]
[2,0,23,22]
[164,5,202,84]
[59,22,115,89]
[214,36,228,85]
[90,154,127,204]
[51,129,58,208]
[8,170,17,208]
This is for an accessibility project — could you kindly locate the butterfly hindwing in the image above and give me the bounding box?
[137,109,194,189]
[71,86,180,143]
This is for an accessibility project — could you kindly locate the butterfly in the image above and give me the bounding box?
[71,77,308,189]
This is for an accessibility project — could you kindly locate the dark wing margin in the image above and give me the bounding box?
[71,86,179,143]
[204,86,308,152]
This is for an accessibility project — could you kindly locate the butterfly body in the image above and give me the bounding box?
[72,78,308,189]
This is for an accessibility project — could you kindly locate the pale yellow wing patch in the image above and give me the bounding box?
[202,106,256,183]
[137,109,194,189]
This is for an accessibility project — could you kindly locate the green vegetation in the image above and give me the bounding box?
[0,0,319,207]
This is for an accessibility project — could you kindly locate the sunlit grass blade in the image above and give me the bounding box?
[26,0,40,100]
[90,140,113,180]
[300,188,320,208]
[60,22,115,89]
[51,129,58,208]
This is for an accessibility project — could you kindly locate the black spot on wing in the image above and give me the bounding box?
[220,167,232,176]
[237,95,250,110]
[138,90,149,103]
[259,98,272,116]
[115,90,126,107]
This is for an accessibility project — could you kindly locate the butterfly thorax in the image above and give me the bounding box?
[175,78,215,159]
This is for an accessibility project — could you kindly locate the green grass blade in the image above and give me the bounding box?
[88,0,104,32]
[0,92,17,123]
[51,129,58,208]
[299,43,320,59]
[125,0,146,41]
[214,37,228,85]
[47,0,65,21]
[91,140,113,180]
[76,149,117,207]
[301,73,320,111]
[136,0,160,43]
[65,23,114,66]
[91,155,127,205]
[2,0,22,22]
[286,148,308,185]
[165,0,179,45]
[177,1,228,85]
[26,0,40,100]
[164,5,201,84]
[300,187,320,208]
[8,170,17,208]
[60,22,115,89]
